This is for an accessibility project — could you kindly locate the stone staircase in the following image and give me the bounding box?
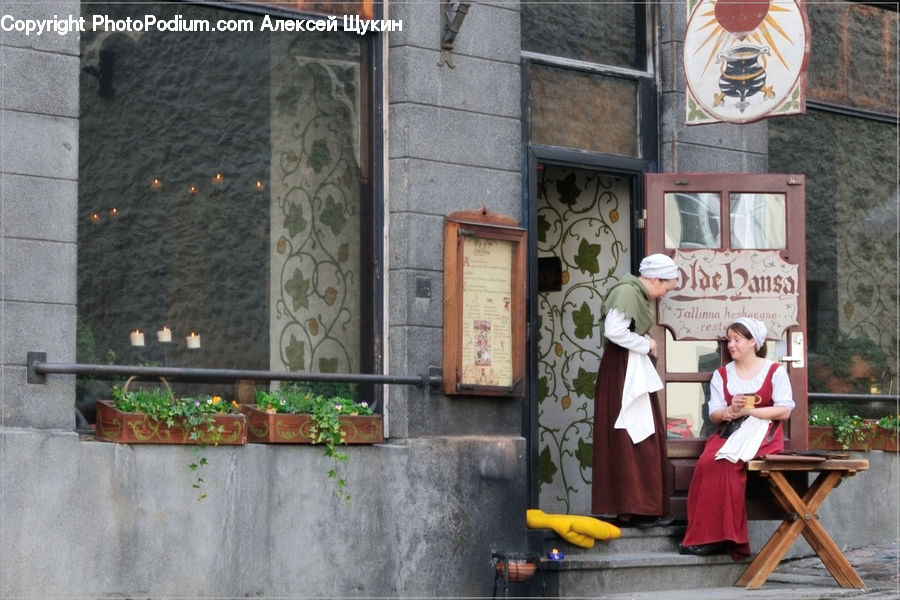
[518,525,750,597]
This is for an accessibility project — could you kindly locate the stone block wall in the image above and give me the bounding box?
[1,1,80,429]
[386,1,525,439]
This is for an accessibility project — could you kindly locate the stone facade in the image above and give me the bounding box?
[0,1,896,598]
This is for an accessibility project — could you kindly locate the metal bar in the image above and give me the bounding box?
[26,352,442,389]
[808,392,899,402]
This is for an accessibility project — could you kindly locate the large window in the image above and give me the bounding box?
[76,1,378,424]
[769,1,898,399]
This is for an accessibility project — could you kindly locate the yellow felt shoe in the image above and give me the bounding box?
[526,509,617,548]
[567,514,621,541]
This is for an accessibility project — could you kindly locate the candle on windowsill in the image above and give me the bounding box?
[157,326,172,343]
[186,332,201,349]
[130,330,145,347]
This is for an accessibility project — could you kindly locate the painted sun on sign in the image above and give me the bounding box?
[684,0,810,125]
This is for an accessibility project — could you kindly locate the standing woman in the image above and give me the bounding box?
[592,254,678,527]
[679,318,794,558]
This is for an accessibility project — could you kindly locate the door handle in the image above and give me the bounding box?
[778,331,805,368]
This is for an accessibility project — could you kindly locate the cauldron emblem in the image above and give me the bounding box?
[715,45,771,112]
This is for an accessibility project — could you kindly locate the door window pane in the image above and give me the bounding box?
[666,383,711,439]
[665,332,720,373]
[730,193,786,249]
[664,192,721,248]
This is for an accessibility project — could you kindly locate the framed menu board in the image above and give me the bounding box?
[443,208,525,396]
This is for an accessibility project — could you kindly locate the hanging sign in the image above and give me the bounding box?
[659,249,799,341]
[684,0,810,125]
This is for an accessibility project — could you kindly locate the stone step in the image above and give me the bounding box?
[524,526,751,596]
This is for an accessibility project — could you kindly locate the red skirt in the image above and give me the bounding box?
[682,424,783,560]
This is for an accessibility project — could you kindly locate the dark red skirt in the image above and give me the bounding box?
[591,343,671,517]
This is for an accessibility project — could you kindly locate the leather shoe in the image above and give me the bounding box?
[677,542,728,556]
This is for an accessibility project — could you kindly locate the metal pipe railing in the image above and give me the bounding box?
[808,392,898,403]
[26,352,442,390]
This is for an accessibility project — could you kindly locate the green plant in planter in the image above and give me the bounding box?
[808,401,875,450]
[255,385,373,505]
[877,414,900,434]
[111,384,241,501]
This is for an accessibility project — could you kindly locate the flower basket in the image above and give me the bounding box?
[241,405,383,444]
[95,400,248,445]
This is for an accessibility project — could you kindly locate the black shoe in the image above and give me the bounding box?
[632,515,666,529]
[678,542,728,556]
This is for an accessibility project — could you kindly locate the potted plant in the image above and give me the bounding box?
[808,401,876,451]
[241,384,383,504]
[873,414,900,452]
[95,378,248,500]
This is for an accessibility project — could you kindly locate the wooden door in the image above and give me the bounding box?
[645,173,808,517]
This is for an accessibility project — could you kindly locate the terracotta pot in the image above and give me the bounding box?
[495,560,537,582]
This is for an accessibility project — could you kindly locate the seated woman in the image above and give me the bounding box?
[679,317,794,559]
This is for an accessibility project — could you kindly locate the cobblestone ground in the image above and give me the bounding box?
[769,543,900,596]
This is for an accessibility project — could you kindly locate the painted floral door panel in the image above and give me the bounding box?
[535,165,632,514]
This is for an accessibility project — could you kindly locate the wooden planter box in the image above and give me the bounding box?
[241,405,384,444]
[871,430,900,452]
[808,424,875,452]
[95,400,248,445]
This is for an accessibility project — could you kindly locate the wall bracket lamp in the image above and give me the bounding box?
[437,1,471,68]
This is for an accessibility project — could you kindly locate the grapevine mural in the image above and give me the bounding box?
[536,165,632,514]
[269,36,362,377]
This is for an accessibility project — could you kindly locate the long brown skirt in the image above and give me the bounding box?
[591,342,671,517]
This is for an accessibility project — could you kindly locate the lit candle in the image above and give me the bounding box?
[89,212,101,225]
[254,179,265,191]
[188,185,198,195]
[150,177,163,191]
[211,173,224,187]
[186,332,201,349]
[547,548,565,561]
[157,326,172,343]
[130,329,145,347]
[108,207,120,220]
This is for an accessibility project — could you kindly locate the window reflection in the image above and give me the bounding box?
[664,192,721,248]
[730,193,786,248]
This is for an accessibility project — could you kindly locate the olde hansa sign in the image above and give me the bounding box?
[659,249,799,341]
[684,0,811,125]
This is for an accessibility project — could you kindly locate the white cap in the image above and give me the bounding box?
[639,253,678,280]
[734,317,767,350]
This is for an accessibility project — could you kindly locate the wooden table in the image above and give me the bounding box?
[736,456,869,590]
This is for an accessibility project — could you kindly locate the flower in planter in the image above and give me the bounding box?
[254,385,375,505]
[809,401,876,450]
[877,414,900,434]
[110,383,244,501]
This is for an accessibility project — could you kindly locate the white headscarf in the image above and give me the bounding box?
[734,317,767,350]
[639,254,678,280]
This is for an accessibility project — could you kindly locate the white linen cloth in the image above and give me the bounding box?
[614,350,663,444]
[715,416,771,463]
